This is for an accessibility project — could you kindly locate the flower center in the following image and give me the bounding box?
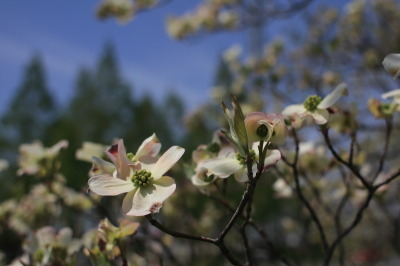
[207,142,221,154]
[304,95,322,111]
[127,152,136,162]
[131,169,153,187]
[236,149,256,165]
[256,124,269,138]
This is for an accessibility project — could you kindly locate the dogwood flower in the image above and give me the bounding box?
[90,134,160,176]
[382,89,400,104]
[282,83,348,126]
[201,143,281,182]
[88,139,184,216]
[244,112,288,144]
[191,145,218,186]
[17,140,68,177]
[76,142,109,163]
[382,53,400,79]
[21,226,82,265]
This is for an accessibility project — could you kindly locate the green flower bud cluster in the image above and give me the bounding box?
[127,152,135,161]
[304,95,322,111]
[131,169,153,187]
[236,149,256,165]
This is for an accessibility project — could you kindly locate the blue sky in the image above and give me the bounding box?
[0,0,347,114]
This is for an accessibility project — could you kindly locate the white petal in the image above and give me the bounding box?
[318,83,348,109]
[282,104,307,117]
[263,150,281,170]
[290,113,308,128]
[151,146,185,180]
[122,189,137,214]
[125,176,176,216]
[382,89,400,99]
[88,174,133,196]
[57,228,73,245]
[191,167,216,186]
[218,147,236,159]
[234,167,248,182]
[383,53,400,79]
[90,157,115,176]
[311,109,329,125]
[135,133,161,160]
[105,139,132,180]
[202,158,243,178]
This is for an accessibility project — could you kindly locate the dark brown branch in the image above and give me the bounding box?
[323,188,377,265]
[290,129,329,253]
[373,117,393,181]
[321,126,371,189]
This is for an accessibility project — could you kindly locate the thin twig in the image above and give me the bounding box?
[373,117,393,182]
[321,126,371,189]
[291,129,329,253]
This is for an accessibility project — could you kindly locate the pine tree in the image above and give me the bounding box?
[0,54,55,157]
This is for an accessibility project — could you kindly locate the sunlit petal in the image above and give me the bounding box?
[88,174,133,196]
[135,133,161,160]
[151,146,185,180]
[311,109,329,125]
[202,158,243,178]
[105,139,132,180]
[125,176,176,216]
[91,156,115,176]
[382,89,400,99]
[317,83,348,109]
[263,150,281,170]
[282,104,307,117]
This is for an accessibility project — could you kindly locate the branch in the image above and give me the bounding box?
[373,117,393,181]
[321,126,371,189]
[290,128,329,253]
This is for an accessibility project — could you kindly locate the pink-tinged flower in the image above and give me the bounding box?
[382,54,400,79]
[90,134,160,177]
[88,139,184,216]
[244,112,288,145]
[282,83,348,126]
[201,143,281,182]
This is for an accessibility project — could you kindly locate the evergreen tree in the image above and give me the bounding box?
[68,43,134,143]
[0,54,55,158]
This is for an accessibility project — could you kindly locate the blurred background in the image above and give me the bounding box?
[1,0,400,265]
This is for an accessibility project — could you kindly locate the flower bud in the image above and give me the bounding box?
[245,112,288,145]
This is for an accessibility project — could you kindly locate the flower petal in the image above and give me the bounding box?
[76,142,107,163]
[125,176,176,216]
[151,146,185,180]
[135,133,161,160]
[317,83,348,109]
[122,189,137,214]
[282,104,307,117]
[105,139,132,180]
[263,150,281,170]
[88,174,133,196]
[382,89,400,100]
[202,158,243,178]
[311,109,329,125]
[90,156,115,176]
[234,167,248,182]
[383,53,400,79]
